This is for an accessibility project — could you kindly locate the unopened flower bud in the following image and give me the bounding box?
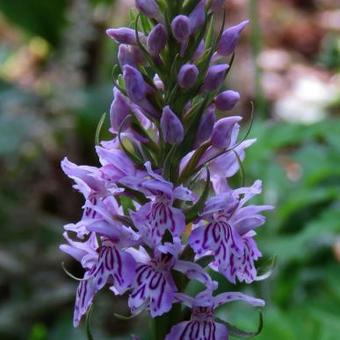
[195,105,216,146]
[189,0,205,33]
[147,24,167,56]
[160,106,184,144]
[153,74,164,90]
[217,20,249,56]
[106,27,144,45]
[118,45,144,68]
[215,90,240,111]
[171,15,191,42]
[177,64,199,89]
[211,116,242,148]
[123,65,146,102]
[135,0,160,20]
[110,88,131,131]
[202,64,229,91]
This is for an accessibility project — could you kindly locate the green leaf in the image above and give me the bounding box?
[232,150,246,187]
[118,115,144,166]
[119,186,148,205]
[61,262,85,282]
[205,13,215,48]
[183,0,201,14]
[196,256,214,268]
[95,112,106,146]
[162,144,179,182]
[139,13,153,33]
[178,142,209,183]
[119,196,136,215]
[180,95,210,156]
[113,215,136,230]
[256,256,277,281]
[113,313,138,321]
[185,168,210,223]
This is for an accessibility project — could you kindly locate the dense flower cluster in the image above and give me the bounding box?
[61,0,273,338]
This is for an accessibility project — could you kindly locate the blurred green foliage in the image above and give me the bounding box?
[0,0,67,45]
[319,34,340,71]
[223,118,340,340]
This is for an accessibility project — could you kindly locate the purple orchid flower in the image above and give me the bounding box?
[61,193,140,326]
[96,146,141,183]
[128,246,217,317]
[180,116,255,193]
[121,162,194,246]
[166,289,265,339]
[61,0,273,334]
[128,249,177,317]
[61,158,125,236]
[63,193,124,239]
[189,181,273,284]
[61,222,137,326]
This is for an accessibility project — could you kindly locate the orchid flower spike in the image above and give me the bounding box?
[61,2,272,338]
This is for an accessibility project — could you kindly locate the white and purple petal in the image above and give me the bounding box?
[132,201,186,246]
[89,244,136,293]
[165,320,227,340]
[73,278,97,327]
[174,260,217,290]
[128,263,176,317]
[189,220,245,284]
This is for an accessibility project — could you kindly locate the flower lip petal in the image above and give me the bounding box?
[201,192,236,217]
